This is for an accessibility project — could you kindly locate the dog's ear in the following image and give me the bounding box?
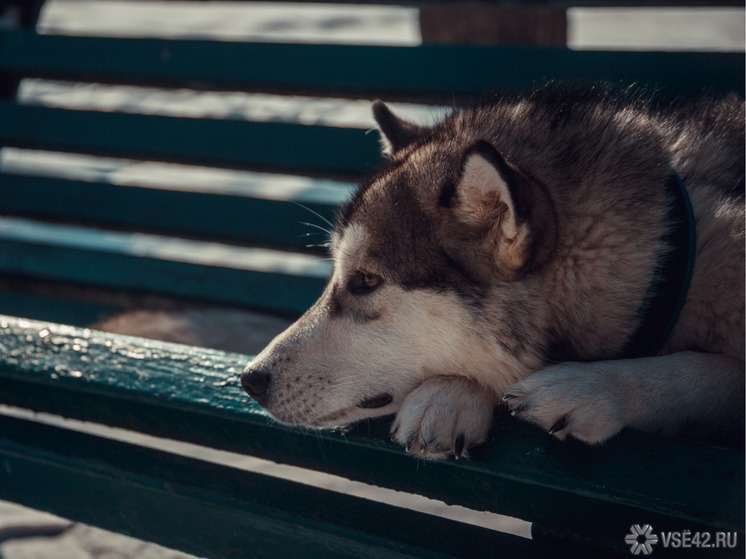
[449,141,555,280]
[372,100,428,156]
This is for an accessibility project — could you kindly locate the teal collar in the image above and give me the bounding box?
[621,170,697,358]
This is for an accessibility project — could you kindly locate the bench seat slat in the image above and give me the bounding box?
[0,218,329,314]
[0,172,340,250]
[0,102,382,179]
[0,415,560,559]
[0,316,742,555]
[1,31,743,100]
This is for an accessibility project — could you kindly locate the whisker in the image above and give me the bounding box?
[300,221,332,236]
[291,201,336,231]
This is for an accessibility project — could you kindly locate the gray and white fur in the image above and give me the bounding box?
[242,85,744,459]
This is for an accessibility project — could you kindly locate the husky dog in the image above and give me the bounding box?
[242,85,744,459]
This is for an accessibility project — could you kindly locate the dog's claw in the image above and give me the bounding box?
[454,433,465,459]
[548,415,568,434]
[511,402,531,416]
[502,393,516,401]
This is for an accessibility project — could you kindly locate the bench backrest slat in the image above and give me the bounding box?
[0,172,342,250]
[0,218,329,314]
[1,31,744,102]
[0,103,383,179]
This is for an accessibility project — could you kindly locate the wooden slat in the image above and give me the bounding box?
[84,0,742,5]
[0,32,743,101]
[0,172,340,250]
[0,316,742,556]
[0,218,329,315]
[0,415,563,559]
[41,0,741,4]
[0,102,382,179]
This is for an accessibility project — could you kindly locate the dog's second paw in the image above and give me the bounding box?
[391,376,497,460]
[503,363,626,445]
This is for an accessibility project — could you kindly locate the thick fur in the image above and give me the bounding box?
[242,85,744,459]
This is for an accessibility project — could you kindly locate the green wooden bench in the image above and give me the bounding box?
[0,1,743,557]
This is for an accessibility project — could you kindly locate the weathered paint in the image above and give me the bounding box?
[0,316,742,557]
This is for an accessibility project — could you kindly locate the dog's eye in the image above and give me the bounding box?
[349,271,382,295]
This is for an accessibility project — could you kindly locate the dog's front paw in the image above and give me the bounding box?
[391,376,497,460]
[504,363,625,444]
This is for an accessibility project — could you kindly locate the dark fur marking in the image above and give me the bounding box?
[438,178,457,208]
[438,251,488,304]
[492,333,517,359]
[326,280,383,323]
[398,251,487,306]
[358,393,393,409]
[347,166,490,306]
[543,325,595,364]
[337,153,411,229]
[359,310,383,322]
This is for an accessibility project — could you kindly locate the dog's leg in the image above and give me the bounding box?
[391,376,499,459]
[504,352,745,445]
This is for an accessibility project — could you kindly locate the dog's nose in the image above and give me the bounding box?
[241,366,271,406]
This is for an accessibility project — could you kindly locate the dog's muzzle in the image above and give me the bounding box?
[241,366,271,407]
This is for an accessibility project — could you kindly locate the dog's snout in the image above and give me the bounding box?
[241,366,271,406]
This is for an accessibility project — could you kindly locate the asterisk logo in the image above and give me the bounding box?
[625,525,659,555]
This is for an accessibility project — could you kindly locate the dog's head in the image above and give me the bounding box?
[241,102,556,428]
